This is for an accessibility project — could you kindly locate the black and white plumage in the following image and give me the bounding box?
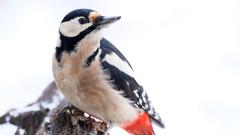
[52,9,164,134]
[99,38,164,127]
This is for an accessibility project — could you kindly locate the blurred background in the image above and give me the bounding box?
[0,0,239,135]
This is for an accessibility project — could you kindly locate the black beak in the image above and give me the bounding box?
[94,16,121,28]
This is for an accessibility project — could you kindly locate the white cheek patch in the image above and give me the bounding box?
[59,17,92,37]
[102,52,135,77]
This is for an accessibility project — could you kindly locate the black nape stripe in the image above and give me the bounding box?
[55,47,63,63]
[84,48,99,67]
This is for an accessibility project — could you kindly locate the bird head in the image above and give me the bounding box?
[59,9,121,40]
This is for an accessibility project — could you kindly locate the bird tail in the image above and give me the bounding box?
[121,112,154,135]
[149,113,165,128]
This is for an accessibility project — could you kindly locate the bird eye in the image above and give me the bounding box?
[78,17,88,24]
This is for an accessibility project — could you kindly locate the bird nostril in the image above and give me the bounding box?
[94,16,104,24]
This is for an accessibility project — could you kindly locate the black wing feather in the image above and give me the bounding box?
[99,38,164,128]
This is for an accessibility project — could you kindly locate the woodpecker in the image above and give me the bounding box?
[52,9,164,135]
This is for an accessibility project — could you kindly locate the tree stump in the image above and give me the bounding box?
[0,81,109,135]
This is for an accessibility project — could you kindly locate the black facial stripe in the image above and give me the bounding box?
[84,48,99,67]
[55,24,97,63]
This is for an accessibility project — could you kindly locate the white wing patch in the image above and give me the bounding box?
[102,52,135,77]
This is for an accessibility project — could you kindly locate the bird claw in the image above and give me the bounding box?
[62,105,83,116]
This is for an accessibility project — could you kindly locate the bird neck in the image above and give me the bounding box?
[55,31,102,63]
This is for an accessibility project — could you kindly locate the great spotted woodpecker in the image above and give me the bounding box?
[52,9,164,135]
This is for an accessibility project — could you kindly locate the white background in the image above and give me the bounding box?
[0,0,240,135]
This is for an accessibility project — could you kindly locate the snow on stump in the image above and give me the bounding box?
[0,81,108,135]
